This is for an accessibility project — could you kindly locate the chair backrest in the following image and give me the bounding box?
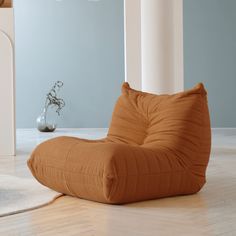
[107,82,211,185]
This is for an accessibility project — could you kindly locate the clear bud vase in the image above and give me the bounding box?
[36,106,57,132]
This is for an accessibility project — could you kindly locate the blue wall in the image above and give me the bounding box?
[15,0,124,128]
[16,0,236,128]
[184,0,236,127]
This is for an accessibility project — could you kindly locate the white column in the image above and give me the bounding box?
[124,0,183,94]
[0,7,15,156]
[141,0,183,94]
[124,0,142,90]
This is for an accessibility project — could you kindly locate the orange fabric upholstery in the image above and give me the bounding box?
[28,83,211,204]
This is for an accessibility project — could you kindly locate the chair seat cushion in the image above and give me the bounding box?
[28,83,211,204]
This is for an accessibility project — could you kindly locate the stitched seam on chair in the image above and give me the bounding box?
[121,154,129,200]
[105,157,118,200]
[42,170,189,187]
[142,149,150,196]
[105,177,115,201]
[38,164,185,176]
[142,146,191,169]
[43,176,103,187]
[154,155,161,195]
[133,150,139,198]
[165,152,173,195]
[189,94,206,174]
[63,141,81,196]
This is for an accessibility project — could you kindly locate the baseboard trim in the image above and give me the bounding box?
[212,127,236,135]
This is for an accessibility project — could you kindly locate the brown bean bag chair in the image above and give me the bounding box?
[28,83,211,204]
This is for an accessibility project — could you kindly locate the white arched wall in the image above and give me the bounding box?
[0,8,15,156]
[124,0,183,94]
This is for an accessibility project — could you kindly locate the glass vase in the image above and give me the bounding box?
[36,106,57,132]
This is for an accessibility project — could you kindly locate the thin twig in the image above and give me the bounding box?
[44,81,65,116]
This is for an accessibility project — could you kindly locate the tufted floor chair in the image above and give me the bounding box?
[28,83,211,204]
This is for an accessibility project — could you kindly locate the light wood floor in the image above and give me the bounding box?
[0,129,236,236]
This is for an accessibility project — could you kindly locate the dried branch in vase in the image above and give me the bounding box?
[37,81,65,132]
[44,81,65,115]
